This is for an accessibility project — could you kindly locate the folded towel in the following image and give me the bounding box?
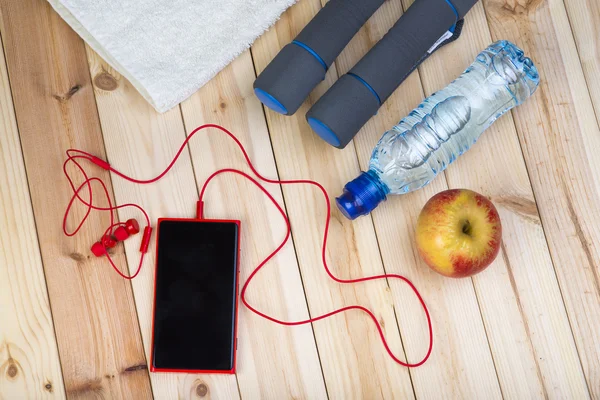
[48,0,296,112]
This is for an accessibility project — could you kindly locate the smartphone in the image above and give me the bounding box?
[150,218,240,373]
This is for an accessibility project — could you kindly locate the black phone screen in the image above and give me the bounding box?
[152,219,239,372]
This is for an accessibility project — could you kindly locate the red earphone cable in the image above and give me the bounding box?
[63,152,150,279]
[63,124,433,367]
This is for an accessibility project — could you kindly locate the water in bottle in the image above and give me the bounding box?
[337,40,539,219]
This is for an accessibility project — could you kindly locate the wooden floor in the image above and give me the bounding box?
[1,0,599,398]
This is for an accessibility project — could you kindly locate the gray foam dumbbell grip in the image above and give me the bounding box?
[253,0,385,115]
[295,0,387,66]
[307,0,478,148]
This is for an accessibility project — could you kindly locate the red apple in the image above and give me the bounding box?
[416,189,502,278]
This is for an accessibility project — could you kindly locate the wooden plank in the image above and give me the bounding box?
[251,1,417,398]
[180,50,328,399]
[482,0,600,395]
[563,0,600,127]
[401,1,589,397]
[0,28,66,399]
[0,0,153,397]
[85,49,241,399]
[329,1,503,397]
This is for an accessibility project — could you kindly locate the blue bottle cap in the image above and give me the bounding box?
[336,171,388,220]
[254,87,288,115]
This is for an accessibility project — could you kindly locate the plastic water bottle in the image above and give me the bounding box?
[337,40,539,219]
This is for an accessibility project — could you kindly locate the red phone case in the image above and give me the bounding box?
[150,217,241,374]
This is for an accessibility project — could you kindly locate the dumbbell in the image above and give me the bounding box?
[306,0,479,148]
[253,0,386,116]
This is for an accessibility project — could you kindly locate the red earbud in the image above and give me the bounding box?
[92,234,118,258]
[125,218,140,235]
[91,219,151,263]
[91,241,106,257]
[113,226,129,241]
[113,219,140,241]
[101,234,117,249]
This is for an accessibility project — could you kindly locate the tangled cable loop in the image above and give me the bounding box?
[63,124,433,366]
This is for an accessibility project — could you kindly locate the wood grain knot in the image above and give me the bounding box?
[196,383,209,397]
[123,363,147,373]
[45,382,53,392]
[6,358,19,379]
[494,0,544,16]
[220,102,227,109]
[53,85,81,102]
[94,73,118,91]
[66,379,103,396]
[6,363,17,378]
[493,195,540,224]
[69,252,87,262]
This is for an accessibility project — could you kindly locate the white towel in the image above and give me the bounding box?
[48,0,296,113]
